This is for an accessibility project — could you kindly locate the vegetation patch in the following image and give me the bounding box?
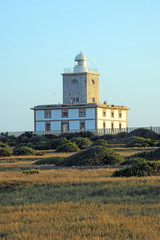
[0,142,12,157]
[113,159,160,177]
[127,128,159,140]
[57,146,123,166]
[13,146,36,156]
[22,169,39,174]
[125,137,155,148]
[92,139,108,147]
[33,157,64,165]
[56,142,80,152]
[126,148,160,161]
[71,137,92,149]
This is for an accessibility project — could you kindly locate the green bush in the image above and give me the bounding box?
[127,128,159,140]
[34,140,50,150]
[57,146,123,166]
[13,146,36,156]
[125,137,155,148]
[60,131,94,139]
[71,137,92,149]
[126,148,160,161]
[114,132,129,139]
[33,157,64,165]
[0,142,12,157]
[22,169,39,174]
[18,131,35,143]
[56,142,80,152]
[113,159,160,177]
[48,138,70,149]
[92,139,108,147]
[121,157,147,165]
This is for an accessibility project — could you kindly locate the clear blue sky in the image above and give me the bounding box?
[0,0,160,132]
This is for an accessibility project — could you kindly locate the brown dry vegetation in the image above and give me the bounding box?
[1,147,160,239]
[1,202,160,240]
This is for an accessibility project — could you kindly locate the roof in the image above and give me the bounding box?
[75,51,87,61]
[31,103,129,110]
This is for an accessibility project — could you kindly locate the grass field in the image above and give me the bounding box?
[1,148,160,240]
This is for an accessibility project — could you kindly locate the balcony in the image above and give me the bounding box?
[63,67,98,74]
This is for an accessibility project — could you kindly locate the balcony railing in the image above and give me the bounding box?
[63,68,98,74]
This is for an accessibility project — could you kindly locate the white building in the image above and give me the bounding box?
[31,52,129,134]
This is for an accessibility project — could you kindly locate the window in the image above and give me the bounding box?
[119,123,122,129]
[80,120,85,130]
[44,110,51,118]
[45,122,51,132]
[111,122,114,129]
[91,98,95,103]
[71,79,78,84]
[71,97,79,103]
[62,110,68,118]
[119,111,122,118]
[103,111,106,117]
[91,79,95,84]
[111,111,114,118]
[79,108,86,117]
[103,122,106,129]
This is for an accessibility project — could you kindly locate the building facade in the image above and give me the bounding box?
[32,52,129,134]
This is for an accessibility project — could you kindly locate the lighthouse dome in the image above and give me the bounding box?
[75,52,87,61]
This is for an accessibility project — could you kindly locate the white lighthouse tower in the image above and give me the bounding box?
[62,51,99,104]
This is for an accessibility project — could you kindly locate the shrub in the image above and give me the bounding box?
[56,146,123,166]
[121,157,147,165]
[126,148,160,161]
[90,134,113,142]
[18,131,35,143]
[13,146,36,156]
[127,128,159,140]
[71,137,92,149]
[125,137,155,148]
[0,133,8,143]
[29,135,44,143]
[48,138,70,149]
[114,132,129,139]
[22,169,39,174]
[113,159,160,177]
[92,139,108,147]
[34,157,64,165]
[56,142,80,152]
[43,134,58,140]
[0,142,12,157]
[34,140,50,150]
[59,131,94,139]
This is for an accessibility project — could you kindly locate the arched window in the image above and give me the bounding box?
[91,79,95,84]
[71,79,78,84]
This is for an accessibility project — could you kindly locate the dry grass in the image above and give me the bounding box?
[0,169,115,187]
[0,152,72,161]
[1,202,160,240]
[1,149,160,239]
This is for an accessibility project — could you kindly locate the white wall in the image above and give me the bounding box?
[36,122,45,132]
[86,108,95,118]
[36,110,44,121]
[68,109,79,119]
[86,120,95,130]
[69,121,80,130]
[98,108,127,121]
[52,110,61,120]
[51,121,61,131]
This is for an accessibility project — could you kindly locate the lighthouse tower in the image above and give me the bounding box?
[62,52,99,104]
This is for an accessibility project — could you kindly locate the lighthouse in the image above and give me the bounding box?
[62,52,99,104]
[31,52,129,134]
